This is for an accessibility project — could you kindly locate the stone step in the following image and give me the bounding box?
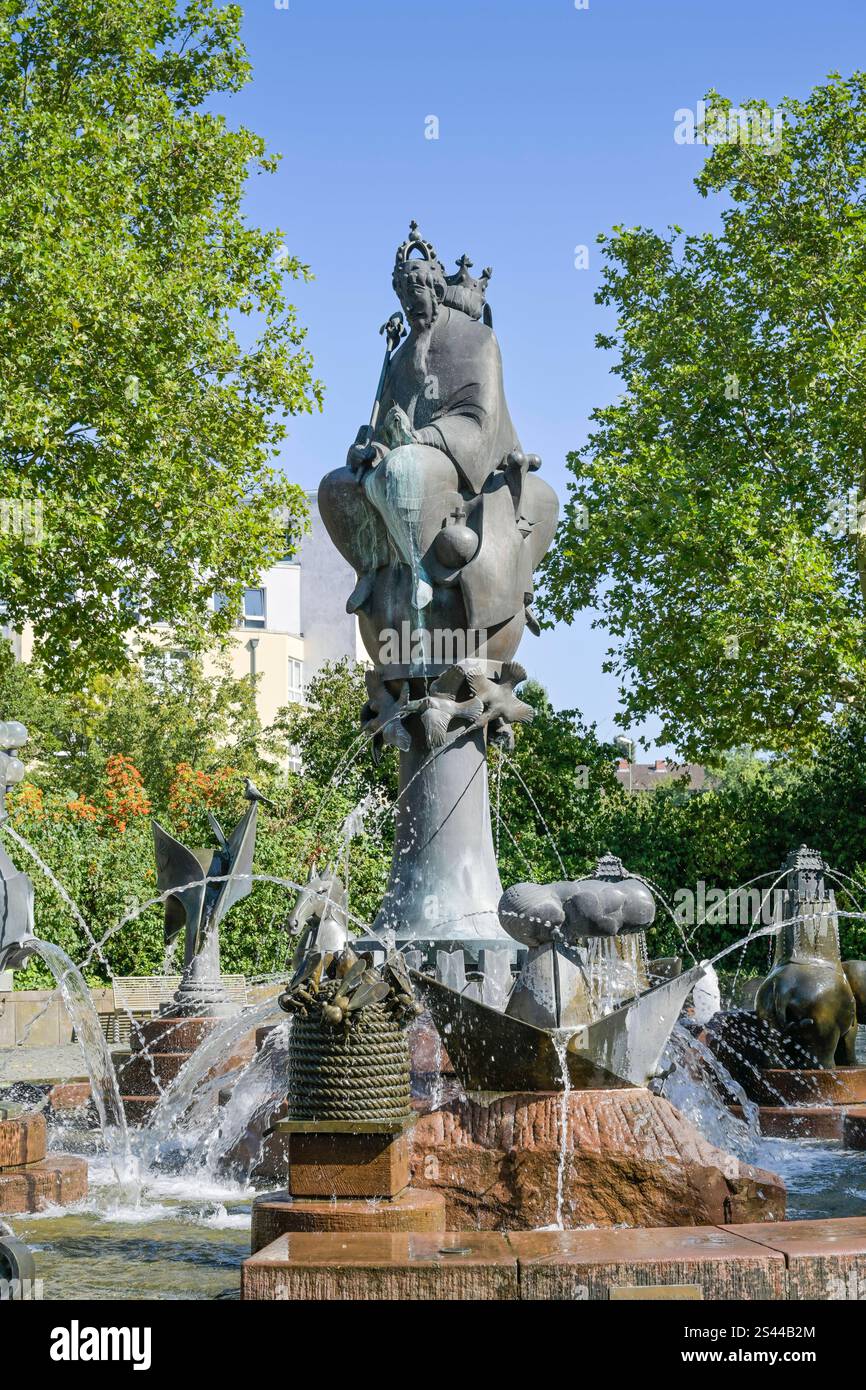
[509,1225,786,1301]
[251,1188,447,1252]
[117,1051,192,1094]
[133,1017,224,1052]
[119,1096,159,1126]
[843,1105,866,1149]
[0,1155,88,1214]
[725,1216,866,1299]
[730,1103,846,1139]
[761,1065,866,1104]
[0,1111,46,1168]
[242,1217,866,1301]
[242,1230,518,1301]
[46,1082,92,1115]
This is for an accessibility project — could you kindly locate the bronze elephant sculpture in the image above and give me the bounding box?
[843,960,866,1027]
[756,960,857,1069]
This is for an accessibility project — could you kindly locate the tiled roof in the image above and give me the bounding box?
[614,760,710,792]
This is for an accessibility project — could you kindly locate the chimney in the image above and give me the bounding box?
[654,759,667,771]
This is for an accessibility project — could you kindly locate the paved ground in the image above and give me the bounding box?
[0,1043,91,1083]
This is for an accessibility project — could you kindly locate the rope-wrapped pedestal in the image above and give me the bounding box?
[287,981,412,1124]
[260,945,433,1220]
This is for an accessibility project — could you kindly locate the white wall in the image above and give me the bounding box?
[295,492,366,675]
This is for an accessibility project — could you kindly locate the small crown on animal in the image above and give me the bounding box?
[443,253,493,320]
[593,852,630,881]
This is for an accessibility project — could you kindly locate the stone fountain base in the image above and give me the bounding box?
[702,1010,866,1142]
[407,1089,785,1231]
[728,1068,866,1141]
[242,1215,866,1301]
[116,1016,255,1124]
[0,1109,87,1214]
[251,1188,447,1251]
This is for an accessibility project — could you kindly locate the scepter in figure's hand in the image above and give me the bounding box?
[347,311,406,473]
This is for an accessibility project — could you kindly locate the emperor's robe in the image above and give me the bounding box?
[374,305,518,495]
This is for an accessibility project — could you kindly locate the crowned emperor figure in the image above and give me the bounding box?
[318,224,558,671]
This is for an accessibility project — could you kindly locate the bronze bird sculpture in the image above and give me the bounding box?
[463,661,535,728]
[419,665,485,747]
[361,671,412,762]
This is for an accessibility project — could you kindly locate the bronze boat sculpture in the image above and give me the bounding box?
[412,855,704,1092]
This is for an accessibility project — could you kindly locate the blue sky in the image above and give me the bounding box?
[224,0,865,754]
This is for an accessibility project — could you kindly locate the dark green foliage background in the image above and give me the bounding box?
[4,653,866,989]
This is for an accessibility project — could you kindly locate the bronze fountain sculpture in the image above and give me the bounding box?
[152,803,258,1017]
[416,853,704,1090]
[755,845,860,1068]
[319,223,558,952]
[314,226,706,1089]
[250,234,789,1241]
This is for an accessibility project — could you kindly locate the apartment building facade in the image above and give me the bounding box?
[4,494,365,728]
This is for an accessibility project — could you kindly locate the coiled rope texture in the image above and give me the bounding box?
[287,980,412,1122]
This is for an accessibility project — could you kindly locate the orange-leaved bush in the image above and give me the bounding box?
[103,754,152,832]
[167,762,240,833]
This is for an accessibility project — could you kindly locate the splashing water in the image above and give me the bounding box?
[144,998,282,1148]
[25,939,134,1181]
[660,1022,760,1156]
[200,1020,290,1182]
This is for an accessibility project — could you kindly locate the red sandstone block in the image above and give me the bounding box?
[843,1105,866,1149]
[47,1083,92,1114]
[731,1103,845,1140]
[0,1155,88,1214]
[242,1231,518,1301]
[508,1225,786,1301]
[725,1216,866,1299]
[251,1188,447,1251]
[135,1017,227,1052]
[762,1067,866,1104]
[118,1051,191,1093]
[120,1096,160,1125]
[0,1112,46,1168]
[285,1129,411,1199]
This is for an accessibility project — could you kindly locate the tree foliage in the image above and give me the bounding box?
[543,74,866,759]
[7,656,866,990]
[0,0,322,683]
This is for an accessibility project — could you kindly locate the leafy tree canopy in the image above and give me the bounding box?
[0,0,322,684]
[543,74,866,759]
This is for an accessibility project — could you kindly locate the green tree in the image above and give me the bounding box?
[0,0,322,685]
[543,74,866,759]
[0,643,285,807]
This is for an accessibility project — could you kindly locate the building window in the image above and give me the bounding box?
[143,648,190,686]
[242,588,267,629]
[288,658,304,703]
[214,589,267,628]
